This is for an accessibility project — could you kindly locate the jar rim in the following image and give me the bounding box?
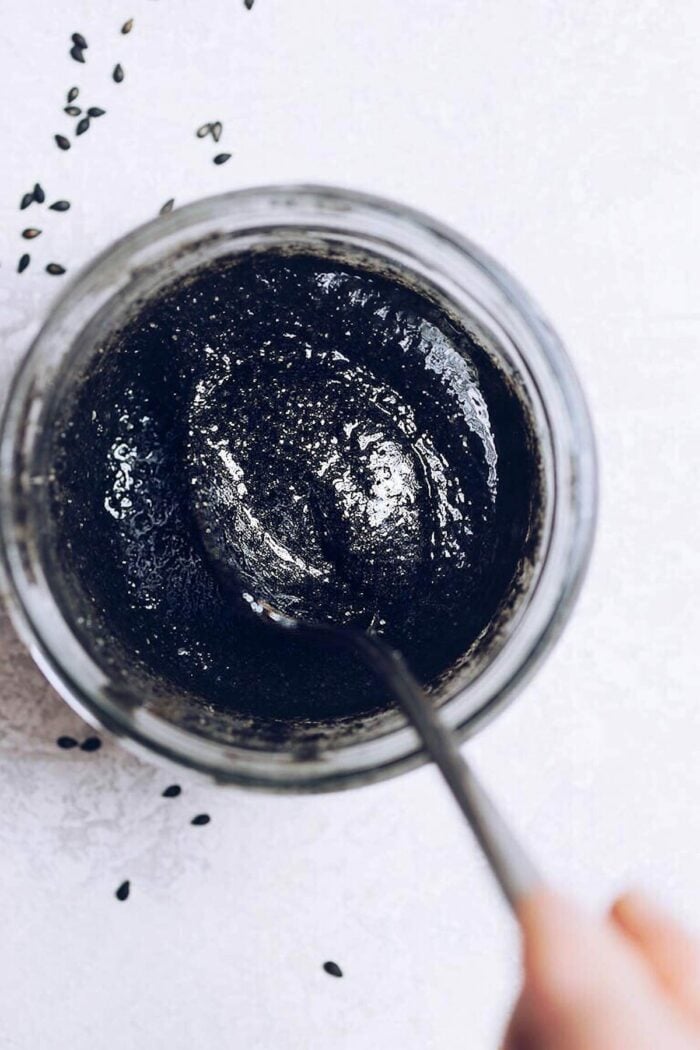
[0,184,597,791]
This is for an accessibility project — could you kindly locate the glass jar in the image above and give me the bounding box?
[0,185,597,791]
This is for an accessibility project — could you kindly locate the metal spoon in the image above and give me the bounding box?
[213,561,542,913]
[185,379,541,912]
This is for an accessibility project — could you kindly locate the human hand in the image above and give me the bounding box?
[503,889,700,1049]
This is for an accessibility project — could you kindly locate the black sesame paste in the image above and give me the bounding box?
[50,253,538,728]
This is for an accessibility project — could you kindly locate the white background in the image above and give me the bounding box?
[1,1,700,1047]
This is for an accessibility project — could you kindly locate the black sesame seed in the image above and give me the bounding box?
[20,192,34,210]
[115,880,130,901]
[56,735,78,749]
[190,813,210,826]
[22,228,41,239]
[46,264,66,275]
[49,200,71,211]
[81,736,102,752]
[244,0,255,9]
[87,107,105,117]
[64,105,81,116]
[55,134,71,151]
[113,63,124,83]
[211,121,222,143]
[17,253,30,274]
[213,153,231,165]
[76,116,90,135]
[121,18,134,34]
[33,183,45,204]
[70,44,86,64]
[196,122,212,138]
[72,32,88,49]
[323,961,343,978]
[160,198,175,215]
[162,784,181,797]
[67,86,79,103]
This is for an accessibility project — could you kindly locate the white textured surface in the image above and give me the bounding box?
[1,1,700,1047]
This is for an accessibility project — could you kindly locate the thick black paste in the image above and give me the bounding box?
[51,254,537,724]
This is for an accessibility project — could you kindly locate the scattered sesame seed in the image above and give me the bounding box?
[115,880,130,901]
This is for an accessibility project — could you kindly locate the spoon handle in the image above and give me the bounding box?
[351,631,543,912]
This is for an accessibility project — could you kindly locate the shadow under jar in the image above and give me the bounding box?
[0,185,596,791]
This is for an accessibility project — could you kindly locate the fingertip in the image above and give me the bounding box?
[611,888,682,933]
[610,887,700,1018]
[610,888,643,932]
[611,888,699,956]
